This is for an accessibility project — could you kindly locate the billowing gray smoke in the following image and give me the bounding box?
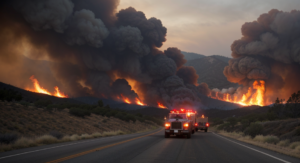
[0,0,201,108]
[222,9,300,103]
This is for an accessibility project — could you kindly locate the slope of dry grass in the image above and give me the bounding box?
[211,127,300,158]
[0,101,159,137]
[0,101,159,152]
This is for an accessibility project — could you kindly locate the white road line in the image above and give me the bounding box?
[212,133,291,163]
[0,130,158,160]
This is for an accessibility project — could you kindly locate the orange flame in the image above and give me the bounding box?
[157,102,167,109]
[213,80,266,106]
[27,75,68,98]
[120,94,131,104]
[135,97,145,106]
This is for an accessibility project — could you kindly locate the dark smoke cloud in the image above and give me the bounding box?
[116,7,167,47]
[223,9,300,103]
[177,66,199,85]
[66,9,109,47]
[164,47,187,68]
[14,0,74,33]
[0,0,201,108]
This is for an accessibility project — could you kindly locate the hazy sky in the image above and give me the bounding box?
[118,0,300,57]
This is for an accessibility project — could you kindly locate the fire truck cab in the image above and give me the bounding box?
[164,109,197,139]
[195,115,209,132]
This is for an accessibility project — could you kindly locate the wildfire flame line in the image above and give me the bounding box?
[27,75,68,98]
[211,80,266,106]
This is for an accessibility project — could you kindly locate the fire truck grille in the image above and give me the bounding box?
[171,122,182,129]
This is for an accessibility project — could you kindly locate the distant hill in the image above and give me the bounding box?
[181,51,205,61]
[211,55,231,63]
[185,55,238,89]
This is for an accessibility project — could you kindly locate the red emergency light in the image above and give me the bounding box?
[170,109,196,114]
[206,123,209,127]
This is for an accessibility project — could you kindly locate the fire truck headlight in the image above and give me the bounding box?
[165,123,170,127]
[184,123,189,127]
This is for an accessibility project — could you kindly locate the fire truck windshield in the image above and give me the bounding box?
[169,113,187,119]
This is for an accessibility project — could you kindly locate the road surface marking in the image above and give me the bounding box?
[213,133,290,163]
[0,129,160,160]
[47,129,163,163]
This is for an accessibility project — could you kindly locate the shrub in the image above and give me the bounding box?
[13,137,36,148]
[19,101,30,107]
[212,118,224,126]
[124,114,136,122]
[240,119,250,130]
[98,100,104,107]
[61,135,71,142]
[136,116,145,122]
[253,135,265,142]
[69,108,91,117]
[92,132,102,138]
[278,139,290,147]
[102,119,107,123]
[80,134,93,139]
[263,135,279,144]
[289,141,300,149]
[0,133,18,144]
[136,113,143,117]
[70,134,80,141]
[35,100,52,107]
[35,135,58,144]
[227,117,238,127]
[103,130,124,137]
[295,145,300,152]
[217,122,230,131]
[49,130,63,139]
[244,123,263,138]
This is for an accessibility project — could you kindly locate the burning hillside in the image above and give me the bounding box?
[0,1,299,109]
[26,75,68,98]
[211,9,300,106]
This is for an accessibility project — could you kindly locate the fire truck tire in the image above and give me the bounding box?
[192,130,195,134]
[187,133,191,139]
[165,133,170,138]
[196,128,198,132]
[205,129,208,132]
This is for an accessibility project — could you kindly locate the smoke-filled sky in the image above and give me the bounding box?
[0,0,299,109]
[118,0,300,57]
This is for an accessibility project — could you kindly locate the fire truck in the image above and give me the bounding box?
[164,109,197,139]
[195,115,209,132]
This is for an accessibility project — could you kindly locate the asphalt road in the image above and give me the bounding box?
[0,128,299,163]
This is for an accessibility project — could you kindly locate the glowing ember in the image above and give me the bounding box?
[135,98,145,106]
[157,102,167,109]
[212,80,266,106]
[27,75,68,98]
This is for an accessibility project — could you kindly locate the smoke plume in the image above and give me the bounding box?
[0,0,201,108]
[222,9,300,103]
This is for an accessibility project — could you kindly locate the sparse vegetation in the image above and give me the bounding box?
[0,100,160,152]
[214,129,300,158]
[244,123,263,138]
[0,130,132,152]
[0,88,22,102]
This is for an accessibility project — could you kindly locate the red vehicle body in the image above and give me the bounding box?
[164,109,197,139]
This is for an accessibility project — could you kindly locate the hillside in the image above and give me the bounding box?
[181,51,205,61]
[185,56,238,89]
[0,82,83,105]
[0,101,159,137]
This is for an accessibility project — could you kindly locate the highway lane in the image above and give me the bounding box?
[0,128,299,163]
